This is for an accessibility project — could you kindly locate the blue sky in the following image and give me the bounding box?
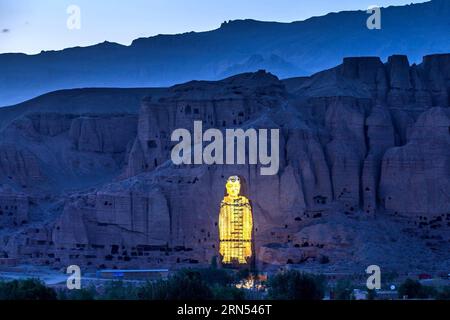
[0,0,429,54]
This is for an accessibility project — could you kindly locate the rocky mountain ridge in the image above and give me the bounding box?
[1,0,449,106]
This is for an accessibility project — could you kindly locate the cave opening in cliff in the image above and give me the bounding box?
[219,176,253,266]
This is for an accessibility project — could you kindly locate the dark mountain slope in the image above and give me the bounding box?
[0,0,449,106]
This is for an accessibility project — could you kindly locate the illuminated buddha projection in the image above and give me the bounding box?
[219,176,253,265]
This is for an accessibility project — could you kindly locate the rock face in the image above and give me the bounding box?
[0,188,29,228]
[1,54,450,273]
[69,115,137,154]
[126,71,285,176]
[379,108,450,218]
[0,143,45,188]
[0,112,138,192]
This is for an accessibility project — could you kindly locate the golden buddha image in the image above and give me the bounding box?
[219,176,253,265]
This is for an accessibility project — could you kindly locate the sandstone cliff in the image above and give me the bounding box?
[1,54,449,273]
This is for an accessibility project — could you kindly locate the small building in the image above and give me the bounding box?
[97,269,169,280]
[375,290,398,300]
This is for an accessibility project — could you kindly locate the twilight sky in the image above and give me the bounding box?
[0,0,429,54]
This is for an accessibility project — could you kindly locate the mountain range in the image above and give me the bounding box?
[0,0,449,106]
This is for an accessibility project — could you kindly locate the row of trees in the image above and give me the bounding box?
[398,279,450,300]
[0,268,246,301]
[1,270,449,300]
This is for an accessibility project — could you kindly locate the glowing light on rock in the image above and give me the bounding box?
[219,176,253,265]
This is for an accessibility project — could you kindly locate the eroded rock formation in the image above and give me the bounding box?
[0,54,449,272]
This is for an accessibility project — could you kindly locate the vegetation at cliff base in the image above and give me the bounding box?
[0,279,57,300]
[267,270,326,300]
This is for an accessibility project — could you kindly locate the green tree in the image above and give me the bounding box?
[398,279,422,299]
[398,279,437,299]
[58,285,97,300]
[0,279,57,300]
[136,280,167,300]
[99,281,138,300]
[334,279,354,300]
[437,286,450,300]
[197,267,233,287]
[138,270,213,300]
[367,289,377,300]
[211,284,245,300]
[267,270,325,300]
